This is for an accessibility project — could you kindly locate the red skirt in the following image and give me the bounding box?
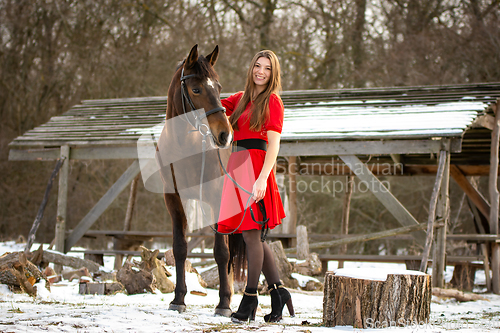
[217,148,285,233]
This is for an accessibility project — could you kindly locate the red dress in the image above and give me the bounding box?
[217,92,286,233]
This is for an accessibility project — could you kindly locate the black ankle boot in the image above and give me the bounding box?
[264,283,295,322]
[231,287,259,323]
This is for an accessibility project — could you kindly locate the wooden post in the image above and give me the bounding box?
[123,175,139,232]
[469,177,492,291]
[489,100,500,294]
[55,145,70,273]
[296,225,309,260]
[338,175,354,269]
[420,151,447,273]
[288,156,298,245]
[114,174,140,271]
[25,157,66,254]
[432,150,450,288]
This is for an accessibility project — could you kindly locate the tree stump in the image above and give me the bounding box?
[323,270,431,328]
[296,225,309,260]
[450,262,477,291]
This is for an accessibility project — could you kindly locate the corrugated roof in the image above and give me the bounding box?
[281,100,485,140]
[7,82,500,150]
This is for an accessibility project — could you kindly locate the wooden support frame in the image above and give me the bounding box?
[450,165,490,219]
[279,138,457,156]
[432,150,450,288]
[489,99,500,294]
[339,154,426,243]
[65,160,141,252]
[338,175,354,269]
[287,156,298,238]
[9,138,459,161]
[54,145,70,272]
[420,150,447,273]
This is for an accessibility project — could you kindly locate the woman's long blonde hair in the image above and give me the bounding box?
[229,50,282,131]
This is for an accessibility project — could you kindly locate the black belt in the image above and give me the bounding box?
[232,139,267,153]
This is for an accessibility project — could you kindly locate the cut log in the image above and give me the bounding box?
[62,267,91,281]
[116,261,155,294]
[450,262,477,292]
[296,225,309,260]
[79,282,125,295]
[432,287,488,302]
[269,241,299,289]
[323,270,431,328]
[138,246,174,293]
[84,253,104,266]
[0,252,47,296]
[295,252,323,276]
[41,249,102,273]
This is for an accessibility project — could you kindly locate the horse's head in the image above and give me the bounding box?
[169,44,233,149]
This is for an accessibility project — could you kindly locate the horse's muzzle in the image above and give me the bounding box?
[214,130,232,149]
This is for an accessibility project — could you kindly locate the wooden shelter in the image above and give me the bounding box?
[8,82,500,292]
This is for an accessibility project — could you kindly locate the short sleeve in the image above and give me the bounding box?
[265,93,284,134]
[221,91,244,117]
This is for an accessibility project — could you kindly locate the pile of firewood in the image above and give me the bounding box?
[0,251,47,296]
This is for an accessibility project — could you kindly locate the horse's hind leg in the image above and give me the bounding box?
[213,232,232,317]
[164,193,188,313]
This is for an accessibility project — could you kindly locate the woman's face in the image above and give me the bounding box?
[252,56,271,88]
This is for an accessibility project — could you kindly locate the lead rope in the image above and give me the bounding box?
[197,130,269,241]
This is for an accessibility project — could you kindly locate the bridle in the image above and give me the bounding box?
[178,67,269,241]
[180,68,226,137]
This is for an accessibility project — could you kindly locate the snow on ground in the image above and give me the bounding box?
[1,241,500,332]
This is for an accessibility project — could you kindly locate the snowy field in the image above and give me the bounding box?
[1,241,500,333]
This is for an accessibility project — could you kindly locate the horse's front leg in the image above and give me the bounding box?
[213,232,232,317]
[164,193,188,313]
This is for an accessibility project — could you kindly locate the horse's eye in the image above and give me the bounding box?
[192,88,201,94]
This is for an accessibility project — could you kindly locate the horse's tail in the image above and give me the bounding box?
[228,233,246,281]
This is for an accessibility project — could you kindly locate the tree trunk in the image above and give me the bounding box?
[323,272,431,328]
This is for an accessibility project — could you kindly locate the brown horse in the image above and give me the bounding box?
[156,44,243,316]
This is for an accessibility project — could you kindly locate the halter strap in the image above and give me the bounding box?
[179,68,226,125]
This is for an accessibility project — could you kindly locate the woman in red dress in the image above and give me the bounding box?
[217,50,293,323]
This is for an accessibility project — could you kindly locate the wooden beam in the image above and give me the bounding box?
[288,156,298,240]
[338,175,354,269]
[420,150,447,273]
[489,99,500,294]
[472,114,495,130]
[55,145,70,273]
[9,148,60,161]
[432,150,450,288]
[9,146,139,161]
[339,155,426,243]
[279,139,456,156]
[65,160,141,252]
[284,222,434,254]
[450,165,490,219]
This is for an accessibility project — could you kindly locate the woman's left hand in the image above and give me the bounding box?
[252,176,267,202]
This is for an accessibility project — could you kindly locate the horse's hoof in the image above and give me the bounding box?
[169,303,187,313]
[214,308,232,317]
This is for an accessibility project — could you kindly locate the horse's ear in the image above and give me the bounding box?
[185,44,199,70]
[205,45,219,67]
